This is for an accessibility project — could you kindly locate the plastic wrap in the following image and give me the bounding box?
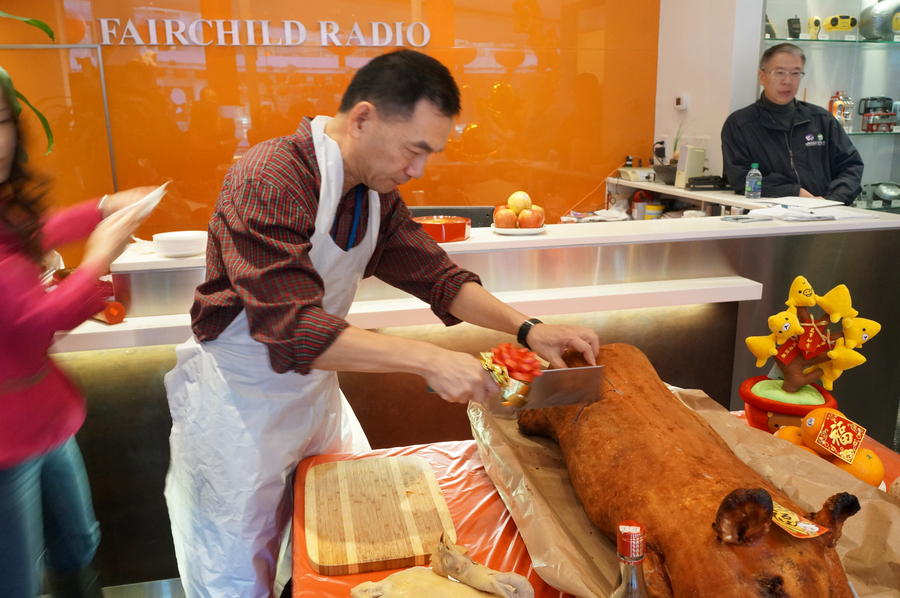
[469,389,900,598]
[468,404,618,598]
[291,441,574,598]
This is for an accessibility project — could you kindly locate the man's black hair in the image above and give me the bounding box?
[338,49,461,119]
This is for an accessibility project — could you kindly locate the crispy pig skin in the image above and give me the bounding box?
[518,344,856,598]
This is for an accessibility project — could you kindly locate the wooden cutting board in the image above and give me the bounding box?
[304,456,456,575]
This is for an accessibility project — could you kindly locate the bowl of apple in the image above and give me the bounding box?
[492,191,546,235]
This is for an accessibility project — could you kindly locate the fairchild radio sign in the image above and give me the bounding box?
[98,19,431,47]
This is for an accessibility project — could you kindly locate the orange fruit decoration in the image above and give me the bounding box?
[800,407,845,457]
[831,448,885,487]
[773,426,805,446]
[798,445,820,456]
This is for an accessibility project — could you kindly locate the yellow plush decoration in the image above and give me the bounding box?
[815,284,859,324]
[746,310,804,367]
[768,311,804,343]
[807,338,868,389]
[785,275,816,308]
[750,276,881,392]
[746,334,778,367]
[827,337,866,369]
[841,317,881,350]
[808,360,840,390]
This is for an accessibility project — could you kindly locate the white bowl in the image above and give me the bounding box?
[153,231,208,258]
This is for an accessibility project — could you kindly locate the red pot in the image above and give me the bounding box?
[739,375,838,433]
[412,216,471,243]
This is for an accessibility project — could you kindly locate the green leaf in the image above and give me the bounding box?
[15,91,54,155]
[0,10,56,42]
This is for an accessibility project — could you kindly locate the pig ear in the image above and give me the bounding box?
[811,492,860,548]
[713,488,773,545]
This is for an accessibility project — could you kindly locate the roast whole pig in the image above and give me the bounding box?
[518,343,860,598]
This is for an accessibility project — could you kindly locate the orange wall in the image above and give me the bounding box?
[0,0,659,265]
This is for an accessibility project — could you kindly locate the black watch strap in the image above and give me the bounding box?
[517,318,543,350]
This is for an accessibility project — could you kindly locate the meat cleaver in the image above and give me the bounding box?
[516,364,605,410]
[427,364,605,414]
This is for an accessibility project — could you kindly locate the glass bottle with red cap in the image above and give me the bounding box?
[609,520,651,598]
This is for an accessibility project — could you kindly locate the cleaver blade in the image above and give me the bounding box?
[522,364,605,409]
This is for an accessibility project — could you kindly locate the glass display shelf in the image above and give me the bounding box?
[855,204,900,214]
[846,131,899,136]
[764,37,900,44]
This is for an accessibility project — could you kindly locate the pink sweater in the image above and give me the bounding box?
[0,200,106,468]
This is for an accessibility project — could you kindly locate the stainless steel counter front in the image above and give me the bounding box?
[54,215,900,445]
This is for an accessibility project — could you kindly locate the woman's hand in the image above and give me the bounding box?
[99,186,156,218]
[82,206,147,271]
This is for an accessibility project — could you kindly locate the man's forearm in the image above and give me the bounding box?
[825,164,864,205]
[447,281,529,336]
[311,283,526,373]
[310,318,497,405]
[311,325,439,376]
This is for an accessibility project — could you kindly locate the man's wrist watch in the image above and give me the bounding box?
[517,318,543,350]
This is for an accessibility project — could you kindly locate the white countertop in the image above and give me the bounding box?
[106,209,900,265]
[440,210,900,253]
[51,211,900,354]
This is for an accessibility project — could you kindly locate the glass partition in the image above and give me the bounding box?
[0,0,660,264]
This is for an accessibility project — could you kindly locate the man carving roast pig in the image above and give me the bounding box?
[162,49,599,597]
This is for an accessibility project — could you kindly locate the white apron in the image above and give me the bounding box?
[164,115,378,598]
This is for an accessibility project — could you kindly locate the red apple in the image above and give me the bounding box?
[507,191,532,215]
[531,205,546,225]
[493,204,509,218]
[494,208,518,228]
[518,208,544,228]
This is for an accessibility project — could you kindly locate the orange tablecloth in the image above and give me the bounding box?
[291,441,574,598]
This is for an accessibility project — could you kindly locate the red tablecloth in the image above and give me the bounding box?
[291,441,574,598]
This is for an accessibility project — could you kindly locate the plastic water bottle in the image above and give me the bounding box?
[745,163,762,199]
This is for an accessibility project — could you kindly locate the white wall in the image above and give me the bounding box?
[654,0,765,177]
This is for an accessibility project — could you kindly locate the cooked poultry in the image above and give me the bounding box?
[518,343,860,598]
[432,534,534,598]
[351,536,534,598]
[351,567,498,598]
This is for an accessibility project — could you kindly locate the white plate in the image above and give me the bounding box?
[121,182,169,219]
[491,224,546,236]
[155,248,206,258]
[153,230,207,258]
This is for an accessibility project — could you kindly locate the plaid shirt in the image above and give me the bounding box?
[191,117,480,375]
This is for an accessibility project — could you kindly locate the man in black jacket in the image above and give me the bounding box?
[721,43,863,205]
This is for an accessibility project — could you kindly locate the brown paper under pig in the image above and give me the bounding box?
[468,388,900,598]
